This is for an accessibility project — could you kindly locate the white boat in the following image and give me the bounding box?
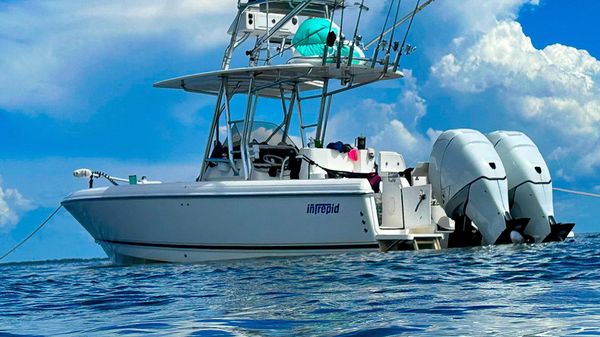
[62,0,573,263]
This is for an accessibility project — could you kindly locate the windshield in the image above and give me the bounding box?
[225,121,297,147]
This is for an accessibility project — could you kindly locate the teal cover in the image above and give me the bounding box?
[292,18,338,58]
[292,18,363,64]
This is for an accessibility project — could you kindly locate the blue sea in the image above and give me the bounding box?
[1,234,600,336]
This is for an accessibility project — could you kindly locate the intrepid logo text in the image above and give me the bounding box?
[307,203,340,215]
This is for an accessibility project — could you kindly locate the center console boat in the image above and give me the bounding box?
[62,0,573,263]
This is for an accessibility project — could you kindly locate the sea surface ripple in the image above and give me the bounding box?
[1,234,600,336]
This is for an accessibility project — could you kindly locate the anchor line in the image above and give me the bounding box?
[553,187,600,198]
[0,205,63,262]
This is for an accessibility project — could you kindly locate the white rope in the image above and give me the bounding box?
[0,205,63,262]
[553,187,600,198]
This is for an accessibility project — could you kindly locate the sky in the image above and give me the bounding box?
[1,0,599,262]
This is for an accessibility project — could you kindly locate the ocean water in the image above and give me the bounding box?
[1,235,600,336]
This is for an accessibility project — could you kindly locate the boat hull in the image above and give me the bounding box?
[98,241,378,264]
[62,179,380,263]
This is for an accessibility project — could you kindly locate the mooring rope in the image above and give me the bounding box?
[553,187,600,198]
[0,205,63,262]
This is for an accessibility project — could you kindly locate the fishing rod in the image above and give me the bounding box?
[364,0,434,50]
[383,0,403,71]
[347,0,368,66]
[322,0,338,65]
[336,1,346,69]
[371,0,395,68]
[393,0,421,72]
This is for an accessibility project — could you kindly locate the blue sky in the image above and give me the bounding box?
[1,0,599,262]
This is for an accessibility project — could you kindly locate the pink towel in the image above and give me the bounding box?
[348,148,359,161]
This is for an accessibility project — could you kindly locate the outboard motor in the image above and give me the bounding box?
[487,131,575,242]
[429,129,528,246]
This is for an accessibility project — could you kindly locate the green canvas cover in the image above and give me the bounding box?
[339,44,365,65]
[292,18,364,65]
[292,18,338,57]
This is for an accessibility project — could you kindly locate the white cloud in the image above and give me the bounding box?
[431,22,600,125]
[370,120,430,161]
[426,128,443,142]
[371,119,417,148]
[430,0,539,35]
[578,145,600,173]
[0,0,234,116]
[0,177,35,231]
[554,169,575,183]
[548,146,570,161]
[326,72,437,164]
[398,70,427,125]
[327,98,393,146]
[429,19,600,175]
